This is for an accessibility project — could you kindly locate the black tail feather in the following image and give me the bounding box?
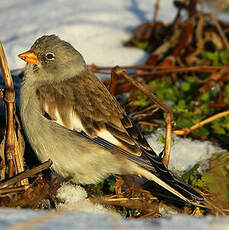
[172,176,204,202]
[144,148,204,204]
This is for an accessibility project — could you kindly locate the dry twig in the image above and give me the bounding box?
[173,110,229,136]
[0,41,28,185]
[112,66,173,167]
[0,159,52,190]
[0,42,15,178]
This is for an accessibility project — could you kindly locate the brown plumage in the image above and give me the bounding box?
[36,73,143,156]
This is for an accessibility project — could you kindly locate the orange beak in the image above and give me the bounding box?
[18,51,39,64]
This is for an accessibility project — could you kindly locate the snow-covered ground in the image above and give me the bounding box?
[0,0,229,229]
[1,207,229,230]
[146,129,226,175]
[1,0,177,70]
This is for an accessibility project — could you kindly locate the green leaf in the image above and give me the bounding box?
[191,115,203,124]
[199,103,214,114]
[176,117,193,128]
[224,84,229,94]
[201,153,229,201]
[182,164,200,184]
[158,135,165,144]
[136,41,149,50]
[219,51,229,65]
[187,76,197,83]
[199,92,210,102]
[202,51,220,66]
[202,51,229,66]
[192,127,210,136]
[211,120,226,135]
[181,82,191,91]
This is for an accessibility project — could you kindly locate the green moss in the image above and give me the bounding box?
[202,51,229,66]
[182,153,229,202]
[135,41,150,50]
[130,72,228,140]
[158,135,165,144]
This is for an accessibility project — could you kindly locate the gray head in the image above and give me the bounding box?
[19,35,87,84]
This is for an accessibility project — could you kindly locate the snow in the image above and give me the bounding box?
[56,183,114,215]
[0,0,176,70]
[0,0,229,228]
[56,183,88,206]
[146,129,227,175]
[1,209,229,229]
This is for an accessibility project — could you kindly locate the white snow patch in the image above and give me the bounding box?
[1,0,176,70]
[56,183,115,215]
[56,183,88,205]
[146,129,227,175]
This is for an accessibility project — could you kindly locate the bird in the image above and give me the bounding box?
[18,35,204,205]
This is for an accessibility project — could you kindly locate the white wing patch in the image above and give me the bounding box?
[69,110,85,132]
[96,129,120,146]
[54,108,65,126]
[43,103,49,116]
[44,106,121,147]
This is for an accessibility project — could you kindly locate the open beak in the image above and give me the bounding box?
[18,51,39,64]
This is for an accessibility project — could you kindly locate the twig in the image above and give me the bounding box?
[109,68,118,95]
[153,0,160,25]
[136,210,159,219]
[173,110,229,136]
[90,195,159,210]
[205,198,227,216]
[130,66,228,76]
[0,41,15,178]
[90,64,224,73]
[0,43,14,89]
[208,161,229,173]
[0,135,6,181]
[188,0,198,17]
[0,41,27,185]
[106,197,157,202]
[0,159,52,190]
[112,66,173,167]
[0,185,30,196]
[186,13,205,65]
[137,121,158,127]
[112,67,171,114]
[208,13,229,50]
[0,89,4,100]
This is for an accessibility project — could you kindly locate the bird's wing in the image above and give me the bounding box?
[36,70,157,158]
[36,71,204,204]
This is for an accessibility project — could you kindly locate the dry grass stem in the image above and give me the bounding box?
[91,64,224,72]
[0,42,15,178]
[0,135,6,181]
[153,0,160,24]
[90,195,159,211]
[173,110,229,136]
[0,185,30,197]
[0,41,27,185]
[208,13,229,50]
[0,159,52,190]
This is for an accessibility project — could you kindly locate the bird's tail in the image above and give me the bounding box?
[140,168,204,205]
[141,151,204,205]
[140,168,203,205]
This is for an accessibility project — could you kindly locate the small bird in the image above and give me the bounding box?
[18,35,203,205]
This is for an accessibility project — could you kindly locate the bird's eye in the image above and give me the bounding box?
[46,53,55,60]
